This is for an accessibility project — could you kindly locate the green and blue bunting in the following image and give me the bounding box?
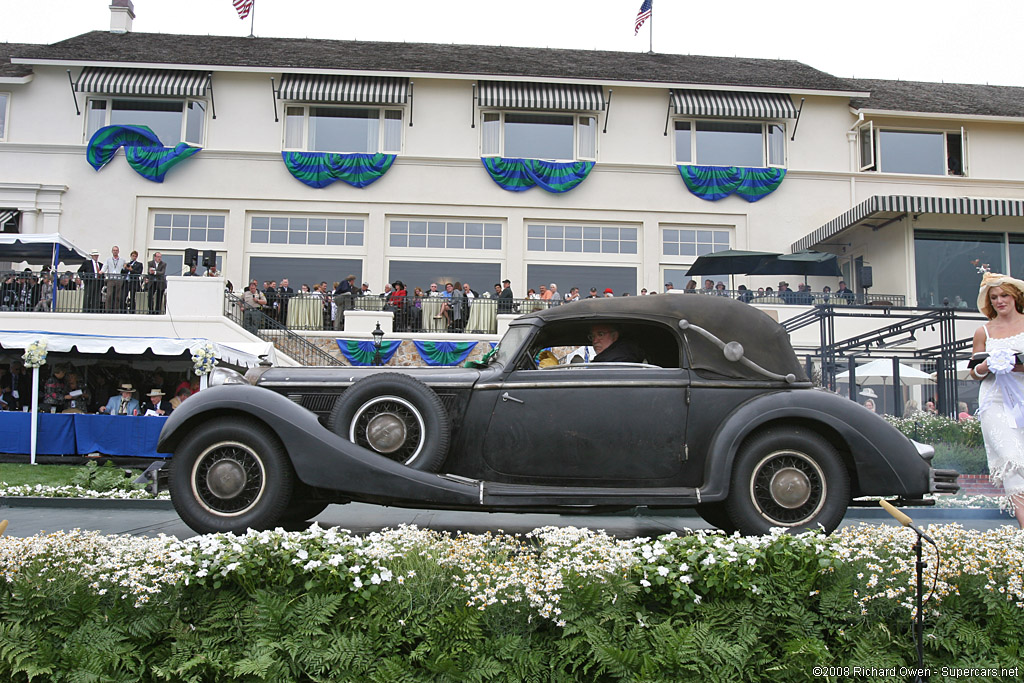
[482,157,594,193]
[413,340,479,366]
[282,152,396,189]
[86,125,201,183]
[677,165,785,202]
[336,339,402,366]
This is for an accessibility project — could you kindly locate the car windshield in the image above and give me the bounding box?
[490,326,531,367]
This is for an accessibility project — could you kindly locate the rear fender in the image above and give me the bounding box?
[697,390,930,501]
[159,385,479,506]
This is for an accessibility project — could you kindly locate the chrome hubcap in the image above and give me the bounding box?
[191,441,266,516]
[750,450,826,526]
[206,459,247,498]
[768,467,812,509]
[365,413,407,453]
[350,395,426,465]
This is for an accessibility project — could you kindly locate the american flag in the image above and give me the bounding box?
[233,0,254,20]
[634,0,652,35]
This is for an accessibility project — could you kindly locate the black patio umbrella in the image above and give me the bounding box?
[748,251,842,279]
[685,249,781,276]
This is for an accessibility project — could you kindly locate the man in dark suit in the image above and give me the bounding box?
[142,388,173,416]
[498,278,514,314]
[122,249,144,313]
[278,278,294,326]
[78,249,104,313]
[146,252,167,314]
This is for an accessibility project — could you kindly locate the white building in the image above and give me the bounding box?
[2,2,1022,363]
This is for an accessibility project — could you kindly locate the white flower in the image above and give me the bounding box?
[656,566,669,577]
[988,348,1017,375]
[639,579,651,587]
[22,340,48,369]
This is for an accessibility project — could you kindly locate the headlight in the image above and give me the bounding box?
[209,367,249,386]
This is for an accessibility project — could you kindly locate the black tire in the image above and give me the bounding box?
[169,417,294,534]
[725,428,849,536]
[696,502,737,534]
[328,373,450,472]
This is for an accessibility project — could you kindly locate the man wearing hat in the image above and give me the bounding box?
[778,281,794,304]
[78,249,104,313]
[498,278,514,313]
[142,388,172,416]
[604,288,614,297]
[100,383,140,416]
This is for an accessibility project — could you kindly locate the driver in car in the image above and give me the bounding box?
[589,324,645,363]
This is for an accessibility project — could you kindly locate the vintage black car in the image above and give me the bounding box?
[159,295,958,535]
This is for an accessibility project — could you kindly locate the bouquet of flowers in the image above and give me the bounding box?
[191,343,218,376]
[22,340,48,369]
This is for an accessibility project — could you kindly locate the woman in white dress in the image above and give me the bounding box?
[970,272,1024,527]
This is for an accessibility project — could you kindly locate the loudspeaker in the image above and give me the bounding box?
[184,248,199,267]
[202,249,216,268]
[858,265,873,289]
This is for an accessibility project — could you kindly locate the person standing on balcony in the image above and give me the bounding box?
[240,281,267,334]
[836,280,855,303]
[146,252,167,314]
[122,250,143,313]
[498,279,514,313]
[333,275,355,330]
[78,249,104,313]
[103,245,126,313]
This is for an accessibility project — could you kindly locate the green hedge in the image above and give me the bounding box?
[884,414,983,448]
[1,524,1022,681]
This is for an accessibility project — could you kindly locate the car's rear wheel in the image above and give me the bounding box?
[726,428,849,536]
[169,417,294,534]
[328,373,450,472]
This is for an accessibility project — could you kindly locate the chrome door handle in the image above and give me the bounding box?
[501,392,524,404]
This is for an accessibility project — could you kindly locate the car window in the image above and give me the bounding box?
[523,320,682,369]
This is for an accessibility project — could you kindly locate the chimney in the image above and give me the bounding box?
[109,0,135,33]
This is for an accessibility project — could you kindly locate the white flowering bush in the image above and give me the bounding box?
[1,523,1022,680]
[190,342,217,376]
[21,340,47,369]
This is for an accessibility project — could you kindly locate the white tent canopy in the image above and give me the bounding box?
[835,358,933,386]
[0,330,276,368]
[0,232,90,266]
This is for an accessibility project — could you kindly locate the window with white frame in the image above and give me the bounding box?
[390,220,502,250]
[86,98,206,145]
[152,212,226,243]
[858,122,966,176]
[662,228,730,257]
[0,93,9,141]
[482,112,597,161]
[674,120,785,167]
[527,224,638,255]
[250,215,364,246]
[284,106,403,154]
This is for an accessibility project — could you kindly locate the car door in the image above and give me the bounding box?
[480,363,690,485]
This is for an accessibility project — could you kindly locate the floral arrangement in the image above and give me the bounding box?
[191,342,217,376]
[987,347,1018,375]
[21,340,47,369]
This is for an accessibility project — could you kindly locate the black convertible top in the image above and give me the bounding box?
[516,294,808,382]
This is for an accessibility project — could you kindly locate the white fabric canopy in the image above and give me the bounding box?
[0,232,90,266]
[0,330,277,368]
[835,358,933,386]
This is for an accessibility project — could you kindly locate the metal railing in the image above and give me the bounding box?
[680,288,906,307]
[1,270,166,314]
[225,292,344,366]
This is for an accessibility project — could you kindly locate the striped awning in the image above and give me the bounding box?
[670,89,796,119]
[74,67,211,97]
[793,195,1024,252]
[477,81,604,111]
[278,74,409,104]
[0,210,18,226]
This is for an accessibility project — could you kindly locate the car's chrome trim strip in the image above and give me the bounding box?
[260,381,473,389]
[474,381,690,390]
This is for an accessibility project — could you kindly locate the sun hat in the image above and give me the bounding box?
[976,271,1024,315]
[859,388,878,399]
[146,388,165,398]
[118,383,136,394]
[90,249,100,256]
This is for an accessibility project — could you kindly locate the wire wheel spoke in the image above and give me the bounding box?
[193,443,266,515]
[353,397,424,464]
[752,452,825,525]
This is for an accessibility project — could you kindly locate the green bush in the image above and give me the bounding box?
[885,414,984,448]
[1,525,1022,681]
[930,442,989,475]
[70,460,145,494]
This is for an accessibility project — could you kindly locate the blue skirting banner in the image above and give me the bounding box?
[336,339,402,366]
[677,165,785,202]
[86,125,201,183]
[282,152,396,189]
[482,157,594,193]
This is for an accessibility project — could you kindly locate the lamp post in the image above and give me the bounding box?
[372,322,384,366]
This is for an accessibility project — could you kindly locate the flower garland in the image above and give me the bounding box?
[191,343,217,376]
[22,340,48,369]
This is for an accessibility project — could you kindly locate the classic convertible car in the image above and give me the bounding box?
[159,295,958,535]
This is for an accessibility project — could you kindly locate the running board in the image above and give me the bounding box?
[481,481,700,507]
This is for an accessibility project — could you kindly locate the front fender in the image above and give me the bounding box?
[697,389,930,501]
[158,384,480,506]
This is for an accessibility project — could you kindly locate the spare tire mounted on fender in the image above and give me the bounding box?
[328,373,450,472]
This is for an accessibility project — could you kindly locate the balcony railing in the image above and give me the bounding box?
[0,271,166,314]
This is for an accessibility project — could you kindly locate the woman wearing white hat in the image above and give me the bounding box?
[971,271,1024,527]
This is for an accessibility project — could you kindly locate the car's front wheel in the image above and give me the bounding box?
[726,428,849,535]
[169,417,294,534]
[328,373,450,472]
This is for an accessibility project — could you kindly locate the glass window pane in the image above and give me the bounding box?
[664,242,679,256]
[549,225,563,238]
[695,121,762,167]
[171,228,189,241]
[189,228,207,241]
[110,99,184,145]
[504,112,574,160]
[208,215,225,229]
[347,233,363,246]
[154,227,171,241]
[285,106,304,148]
[565,239,582,252]
[428,235,445,248]
[621,227,637,242]
[251,216,269,230]
[308,218,326,232]
[289,232,307,245]
[389,260,501,293]
[190,214,208,228]
[447,235,464,249]
[680,243,696,256]
[578,115,596,159]
[448,222,465,235]
[674,121,692,163]
[484,236,501,250]
[327,233,345,246]
[565,226,582,240]
[185,100,205,145]
[527,264,637,301]
[546,238,563,252]
[713,231,729,245]
[289,217,308,233]
[0,93,5,139]
[466,222,483,236]
[327,219,346,232]
[382,109,402,153]
[621,241,637,255]
[482,112,501,156]
[1010,235,1024,279]
[348,219,364,234]
[86,99,107,139]
[527,224,545,238]
[391,220,409,235]
[172,214,189,227]
[484,223,502,237]
[308,107,379,153]
[154,213,172,227]
[914,230,1005,307]
[602,227,619,241]
[251,230,268,243]
[583,240,600,253]
[248,256,362,293]
[428,221,445,235]
[409,221,427,235]
[271,217,288,230]
[664,229,678,244]
[879,130,945,175]
[768,124,785,166]
[466,236,483,249]
[270,231,287,244]
[307,232,325,245]
[527,238,545,251]
[409,234,426,248]
[208,229,225,242]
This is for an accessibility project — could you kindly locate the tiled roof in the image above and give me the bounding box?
[10,31,857,93]
[850,78,1024,118]
[1,43,37,79]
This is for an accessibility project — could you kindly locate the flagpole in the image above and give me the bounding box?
[249,1,255,37]
[649,0,654,54]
